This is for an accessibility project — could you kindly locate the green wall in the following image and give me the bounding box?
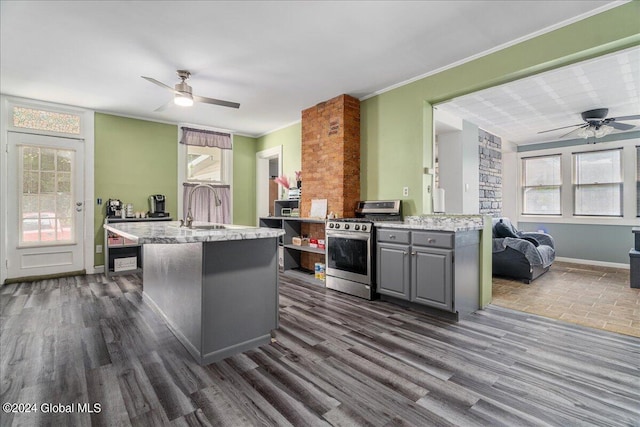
[360,2,640,217]
[233,135,257,226]
[94,113,178,266]
[256,122,301,183]
[255,3,639,304]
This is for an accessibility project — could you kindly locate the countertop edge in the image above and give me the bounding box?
[104,222,285,244]
[373,222,484,232]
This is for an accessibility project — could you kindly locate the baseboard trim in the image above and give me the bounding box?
[3,269,87,285]
[555,257,630,270]
[91,265,105,274]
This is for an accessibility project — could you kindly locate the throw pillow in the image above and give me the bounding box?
[494,219,519,238]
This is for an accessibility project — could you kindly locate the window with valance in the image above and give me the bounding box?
[180,127,232,223]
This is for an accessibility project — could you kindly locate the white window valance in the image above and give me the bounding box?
[180,127,232,149]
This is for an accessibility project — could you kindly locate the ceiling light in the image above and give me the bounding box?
[174,93,194,107]
[577,124,613,139]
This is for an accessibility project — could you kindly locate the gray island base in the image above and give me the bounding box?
[103,221,283,365]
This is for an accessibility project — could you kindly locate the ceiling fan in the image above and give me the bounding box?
[141,70,240,111]
[538,108,640,139]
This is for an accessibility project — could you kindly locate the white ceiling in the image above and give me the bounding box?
[0,1,624,137]
[436,46,640,145]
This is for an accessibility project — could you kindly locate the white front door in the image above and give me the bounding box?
[6,132,85,279]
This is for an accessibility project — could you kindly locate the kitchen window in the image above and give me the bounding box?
[521,154,561,215]
[573,148,622,217]
[187,145,224,183]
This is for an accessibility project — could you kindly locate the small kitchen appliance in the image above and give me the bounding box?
[325,200,402,300]
[106,199,123,218]
[148,194,169,218]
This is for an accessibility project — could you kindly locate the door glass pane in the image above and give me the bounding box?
[19,145,75,245]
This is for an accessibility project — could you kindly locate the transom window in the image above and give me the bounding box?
[522,155,561,215]
[573,149,622,217]
[12,106,81,135]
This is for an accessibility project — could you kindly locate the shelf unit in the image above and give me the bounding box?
[104,216,172,278]
[259,214,326,274]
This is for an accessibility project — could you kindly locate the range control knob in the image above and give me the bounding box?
[335,223,340,229]
[362,225,367,231]
[354,224,360,230]
[329,223,334,228]
[344,224,350,230]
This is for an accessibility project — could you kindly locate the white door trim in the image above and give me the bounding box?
[0,96,95,283]
[256,146,282,224]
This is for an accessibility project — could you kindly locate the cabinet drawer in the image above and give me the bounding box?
[377,229,410,244]
[412,231,453,249]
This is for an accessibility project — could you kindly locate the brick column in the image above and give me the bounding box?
[301,94,360,219]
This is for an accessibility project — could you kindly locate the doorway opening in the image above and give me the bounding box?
[256,146,282,224]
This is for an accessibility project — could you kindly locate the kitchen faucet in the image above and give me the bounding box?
[181,184,222,228]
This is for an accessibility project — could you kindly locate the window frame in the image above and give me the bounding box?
[521,154,562,216]
[515,138,637,227]
[176,124,234,220]
[572,148,623,218]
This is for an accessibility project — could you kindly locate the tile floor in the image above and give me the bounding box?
[492,261,640,337]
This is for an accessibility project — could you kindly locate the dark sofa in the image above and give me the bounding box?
[492,218,555,283]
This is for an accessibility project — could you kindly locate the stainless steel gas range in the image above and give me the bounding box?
[325,200,402,299]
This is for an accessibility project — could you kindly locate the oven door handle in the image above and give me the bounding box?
[326,232,370,241]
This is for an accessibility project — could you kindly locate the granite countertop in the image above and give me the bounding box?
[374,215,484,232]
[104,221,284,244]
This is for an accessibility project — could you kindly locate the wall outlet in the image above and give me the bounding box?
[403,186,409,197]
[96,244,102,254]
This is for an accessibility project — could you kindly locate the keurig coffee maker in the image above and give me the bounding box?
[106,199,123,217]
[148,194,169,217]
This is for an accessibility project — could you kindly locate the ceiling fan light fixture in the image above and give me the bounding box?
[174,92,194,107]
[577,124,613,139]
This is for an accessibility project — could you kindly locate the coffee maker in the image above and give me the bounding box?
[148,195,169,217]
[106,199,123,218]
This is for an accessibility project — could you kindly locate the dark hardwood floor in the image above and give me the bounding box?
[1,272,639,426]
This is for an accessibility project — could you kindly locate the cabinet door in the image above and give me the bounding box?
[411,247,452,311]
[377,243,410,300]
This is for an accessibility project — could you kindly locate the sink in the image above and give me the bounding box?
[168,223,256,231]
[190,224,227,230]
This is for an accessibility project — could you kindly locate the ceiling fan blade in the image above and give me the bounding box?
[608,121,635,131]
[610,114,640,121]
[193,94,240,109]
[559,124,587,139]
[154,100,173,112]
[141,76,180,95]
[537,123,583,134]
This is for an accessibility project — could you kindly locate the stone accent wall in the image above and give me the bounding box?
[478,129,502,216]
[301,94,360,218]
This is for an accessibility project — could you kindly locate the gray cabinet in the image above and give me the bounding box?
[412,246,452,310]
[377,243,410,299]
[376,227,479,319]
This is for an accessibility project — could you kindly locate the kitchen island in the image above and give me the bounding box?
[103,221,285,365]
